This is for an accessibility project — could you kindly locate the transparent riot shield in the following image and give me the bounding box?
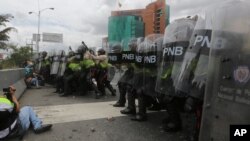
[125,37,144,87]
[155,17,196,96]
[36,52,42,72]
[57,50,67,77]
[174,15,212,99]
[49,51,54,63]
[142,34,163,97]
[107,42,122,85]
[132,39,145,89]
[117,37,140,86]
[50,50,61,75]
[199,1,250,140]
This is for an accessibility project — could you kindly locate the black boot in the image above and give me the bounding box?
[95,92,101,99]
[162,120,182,132]
[120,108,136,115]
[113,102,125,107]
[106,81,116,96]
[148,103,161,111]
[131,114,147,122]
[34,124,52,134]
[131,91,148,122]
[163,97,184,132]
[127,87,136,111]
[114,82,127,107]
[53,89,60,93]
[110,88,116,96]
[59,93,69,97]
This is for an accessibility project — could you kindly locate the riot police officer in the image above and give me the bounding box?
[173,15,212,140]
[60,47,82,97]
[50,50,63,85]
[78,45,101,99]
[106,42,124,106]
[54,50,67,94]
[130,35,164,122]
[39,51,51,83]
[155,17,197,131]
[120,38,144,117]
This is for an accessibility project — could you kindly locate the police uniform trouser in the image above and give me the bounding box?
[40,65,50,83]
[55,76,64,92]
[96,69,107,95]
[105,80,116,95]
[79,70,90,95]
[137,91,154,116]
[64,72,79,95]
[165,96,186,127]
[127,86,137,110]
[117,82,127,104]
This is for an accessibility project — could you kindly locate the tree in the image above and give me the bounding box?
[11,46,33,67]
[0,14,16,49]
[0,45,33,69]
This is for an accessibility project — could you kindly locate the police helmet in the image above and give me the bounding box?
[111,43,122,53]
[77,45,87,54]
[98,48,106,55]
[128,39,138,51]
[42,51,47,57]
[68,51,75,57]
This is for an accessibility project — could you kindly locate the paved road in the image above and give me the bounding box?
[8,85,195,141]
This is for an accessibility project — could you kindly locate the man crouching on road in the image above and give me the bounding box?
[0,86,52,140]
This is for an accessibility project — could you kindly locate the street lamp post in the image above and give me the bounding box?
[29,7,54,52]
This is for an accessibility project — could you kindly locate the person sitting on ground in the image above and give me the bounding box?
[24,60,42,88]
[0,86,52,140]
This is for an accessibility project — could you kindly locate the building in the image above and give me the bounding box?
[108,15,144,50]
[102,37,108,49]
[142,0,170,36]
[109,0,170,40]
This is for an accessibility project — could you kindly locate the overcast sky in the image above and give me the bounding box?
[0,0,221,52]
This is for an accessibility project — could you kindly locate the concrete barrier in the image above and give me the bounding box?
[0,68,26,99]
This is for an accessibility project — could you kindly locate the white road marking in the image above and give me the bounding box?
[33,101,126,124]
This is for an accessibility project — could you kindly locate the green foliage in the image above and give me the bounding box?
[0,14,17,49]
[0,59,16,70]
[11,47,33,65]
[0,45,33,69]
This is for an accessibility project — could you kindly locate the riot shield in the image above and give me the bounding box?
[48,51,54,63]
[107,42,122,85]
[199,1,250,141]
[117,37,141,86]
[132,39,145,89]
[50,50,61,75]
[155,17,196,96]
[35,52,42,72]
[125,37,144,87]
[57,50,67,77]
[174,15,212,99]
[142,34,163,97]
